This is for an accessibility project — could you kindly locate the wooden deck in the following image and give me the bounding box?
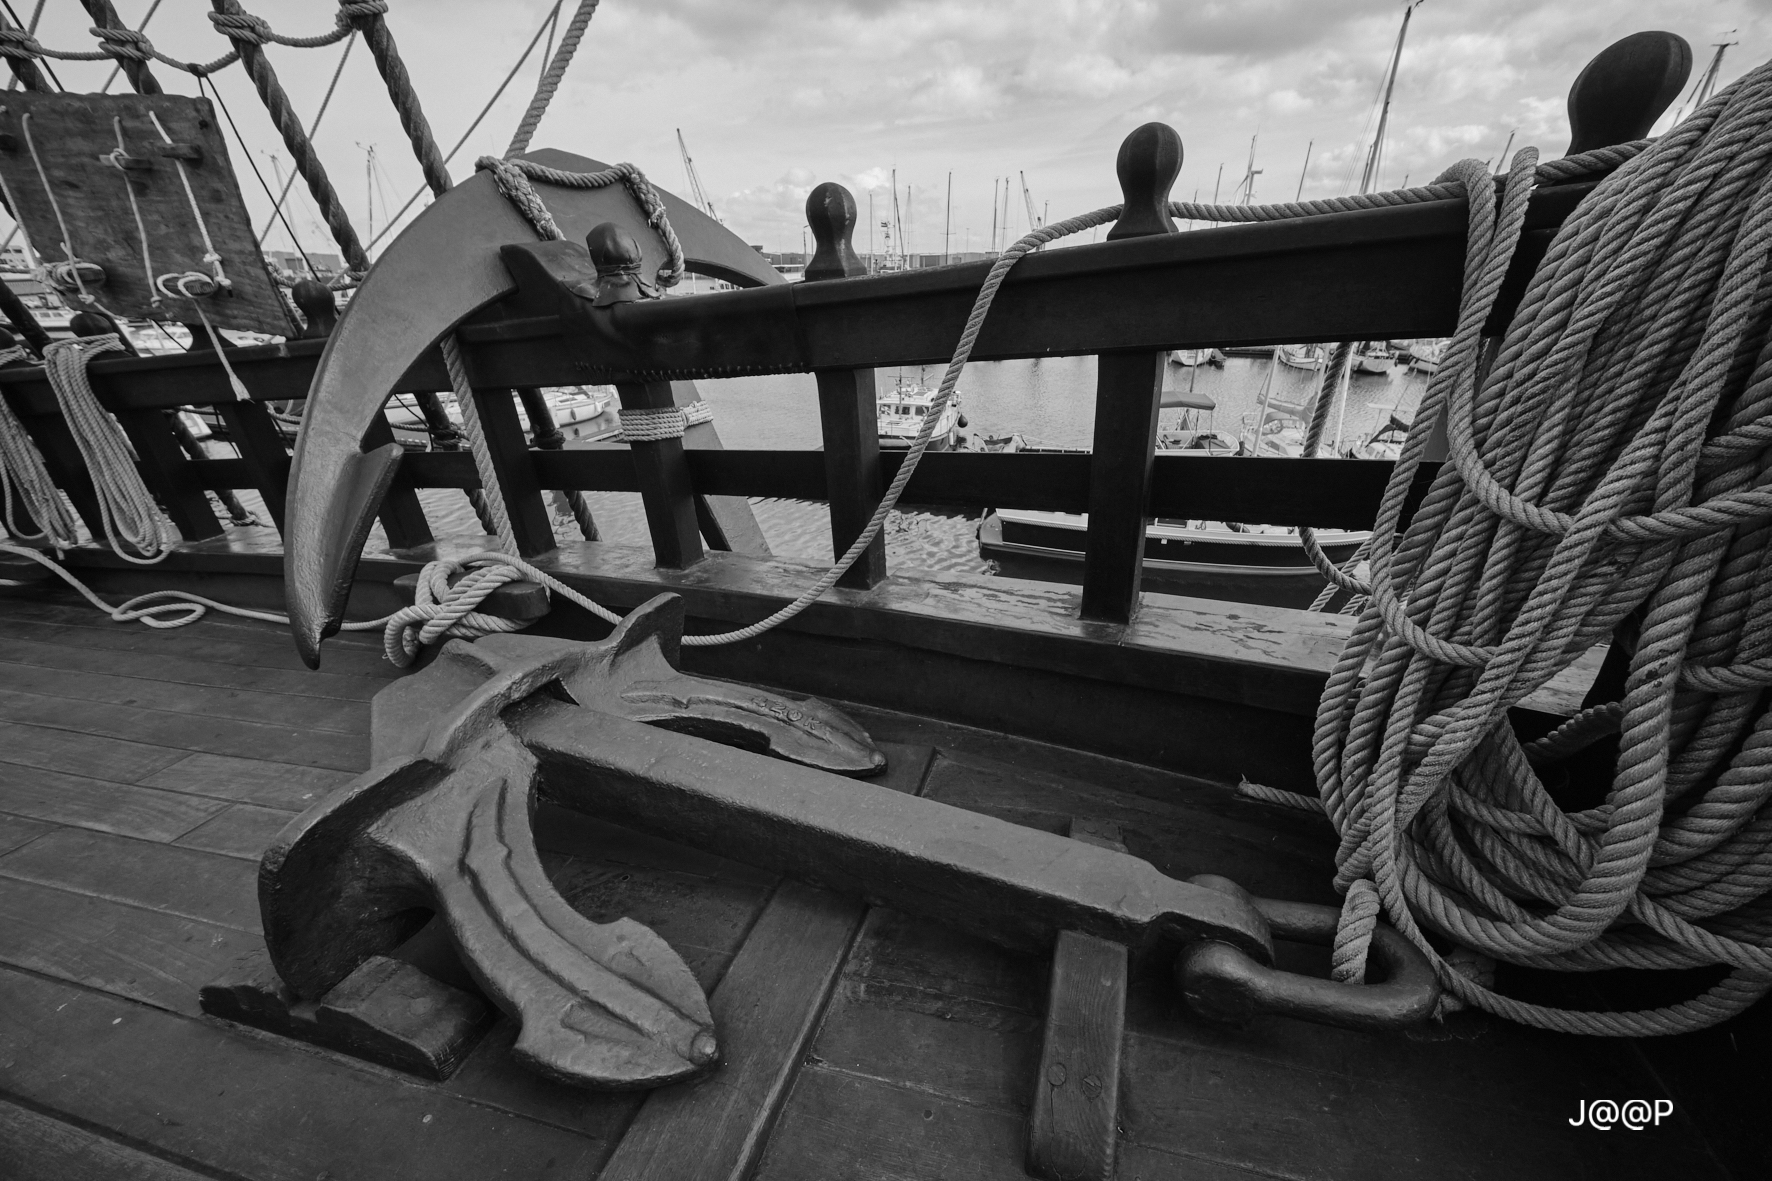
[0,588,1751,1180]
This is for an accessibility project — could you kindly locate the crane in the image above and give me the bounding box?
[676,129,720,223]
[1019,171,1041,232]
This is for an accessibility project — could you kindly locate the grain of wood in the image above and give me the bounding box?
[173,803,296,861]
[0,764,227,841]
[0,827,262,933]
[0,965,608,1180]
[0,1098,215,1181]
[139,752,358,810]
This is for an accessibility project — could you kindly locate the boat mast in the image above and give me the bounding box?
[1295,140,1312,201]
[1237,135,1261,204]
[943,171,951,264]
[1672,36,1738,124]
[1359,2,1418,195]
[989,177,999,254]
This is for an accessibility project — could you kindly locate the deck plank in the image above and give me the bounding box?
[173,803,295,860]
[0,1098,216,1181]
[139,752,358,811]
[0,631,387,702]
[0,686,368,771]
[0,718,191,784]
[0,764,226,841]
[0,876,257,1016]
[0,660,367,735]
[0,611,398,680]
[0,966,608,1181]
[0,828,262,934]
[0,814,52,857]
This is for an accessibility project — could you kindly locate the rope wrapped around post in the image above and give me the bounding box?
[617,401,713,444]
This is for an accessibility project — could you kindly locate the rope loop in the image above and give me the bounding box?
[473,155,688,287]
[617,401,712,443]
[207,11,273,46]
[382,557,534,667]
[0,27,43,60]
[90,26,152,62]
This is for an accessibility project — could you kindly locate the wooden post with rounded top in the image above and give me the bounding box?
[1079,123,1183,624]
[806,182,887,589]
[599,224,705,569]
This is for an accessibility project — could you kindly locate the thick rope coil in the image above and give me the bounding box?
[1308,59,1772,1035]
[0,346,79,550]
[41,335,174,565]
[1331,879,1382,983]
[505,0,598,157]
[381,558,531,667]
[617,401,713,443]
[475,156,687,287]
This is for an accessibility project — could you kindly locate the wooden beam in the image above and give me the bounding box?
[112,408,224,541]
[212,402,291,533]
[1027,820,1131,1181]
[674,380,770,557]
[361,416,432,552]
[615,380,704,570]
[816,368,886,589]
[463,387,556,558]
[1079,351,1165,624]
[192,449,1438,531]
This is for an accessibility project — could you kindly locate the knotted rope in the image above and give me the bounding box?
[618,401,713,443]
[0,3,383,77]
[475,156,687,289]
[380,558,531,667]
[1286,58,1772,1036]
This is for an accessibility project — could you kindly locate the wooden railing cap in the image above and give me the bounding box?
[804,181,867,282]
[1567,31,1692,155]
[1107,122,1182,242]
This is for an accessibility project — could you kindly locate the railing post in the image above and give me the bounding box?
[805,182,886,589]
[185,322,291,532]
[1078,123,1182,624]
[671,379,772,556]
[588,223,705,570]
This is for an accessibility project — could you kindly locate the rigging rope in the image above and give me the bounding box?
[506,0,598,157]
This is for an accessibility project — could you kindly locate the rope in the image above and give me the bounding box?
[0,3,382,77]
[39,335,170,564]
[255,28,356,246]
[475,156,687,288]
[1308,59,1772,1035]
[440,337,517,554]
[0,345,77,546]
[505,0,597,157]
[617,401,712,443]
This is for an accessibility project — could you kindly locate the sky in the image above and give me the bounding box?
[5,0,1770,259]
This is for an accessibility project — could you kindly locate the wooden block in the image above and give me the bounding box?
[1029,819,1130,1181]
[0,94,292,335]
[0,1098,213,1181]
[200,950,493,1081]
[1027,930,1128,1181]
[393,571,551,621]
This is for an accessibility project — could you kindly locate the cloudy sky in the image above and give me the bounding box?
[7,0,1768,258]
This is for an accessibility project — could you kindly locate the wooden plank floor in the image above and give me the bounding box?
[0,588,1745,1180]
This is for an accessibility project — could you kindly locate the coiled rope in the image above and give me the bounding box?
[1231,58,1772,1036]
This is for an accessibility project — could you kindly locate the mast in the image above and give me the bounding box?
[943,171,951,264]
[989,177,999,254]
[1674,37,1738,123]
[1359,2,1418,195]
[1295,140,1312,201]
[1237,135,1261,204]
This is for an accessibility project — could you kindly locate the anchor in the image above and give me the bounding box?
[249,594,1435,1091]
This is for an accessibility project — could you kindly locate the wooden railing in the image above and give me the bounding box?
[0,32,1691,627]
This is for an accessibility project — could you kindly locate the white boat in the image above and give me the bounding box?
[1352,342,1396,375]
[1168,348,1226,368]
[878,374,964,451]
[1277,343,1325,370]
[1405,337,1446,374]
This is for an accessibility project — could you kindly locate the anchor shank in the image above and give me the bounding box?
[516,702,1271,964]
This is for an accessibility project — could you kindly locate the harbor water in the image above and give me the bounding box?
[376,353,1429,577]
